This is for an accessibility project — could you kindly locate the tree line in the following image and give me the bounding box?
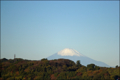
[0,58,120,80]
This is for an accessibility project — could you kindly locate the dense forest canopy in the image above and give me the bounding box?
[0,58,120,80]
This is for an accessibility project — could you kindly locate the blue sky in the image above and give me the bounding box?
[1,1,119,66]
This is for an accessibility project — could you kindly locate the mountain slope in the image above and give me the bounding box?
[47,48,110,67]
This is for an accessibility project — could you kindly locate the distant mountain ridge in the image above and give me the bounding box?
[47,48,110,67]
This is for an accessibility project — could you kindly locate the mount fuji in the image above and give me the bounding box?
[47,48,110,67]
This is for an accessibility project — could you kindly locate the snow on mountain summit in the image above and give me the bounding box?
[47,48,110,67]
[57,48,84,56]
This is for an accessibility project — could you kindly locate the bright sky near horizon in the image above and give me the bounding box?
[1,1,119,67]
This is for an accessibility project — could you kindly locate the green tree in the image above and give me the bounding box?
[76,66,87,73]
[76,60,81,67]
[63,65,67,71]
[57,72,67,80]
[115,65,118,68]
[87,64,95,71]
[41,59,49,66]
[41,58,48,61]
[54,72,59,77]
[95,66,100,70]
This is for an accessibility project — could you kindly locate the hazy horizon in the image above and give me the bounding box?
[1,1,119,67]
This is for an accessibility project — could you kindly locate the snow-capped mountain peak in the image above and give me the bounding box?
[47,48,110,67]
[57,48,84,56]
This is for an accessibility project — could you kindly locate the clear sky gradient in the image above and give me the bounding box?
[1,1,119,66]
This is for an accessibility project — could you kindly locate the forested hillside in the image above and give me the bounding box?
[0,58,120,80]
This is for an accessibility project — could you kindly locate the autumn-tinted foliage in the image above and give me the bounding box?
[1,58,120,80]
